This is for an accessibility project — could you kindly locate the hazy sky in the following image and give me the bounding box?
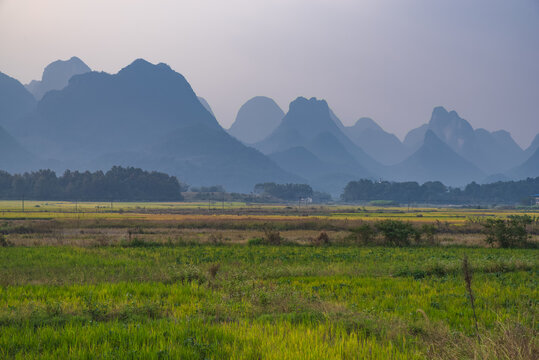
[1,0,538,147]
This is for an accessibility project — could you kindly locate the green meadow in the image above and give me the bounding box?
[1,244,537,359]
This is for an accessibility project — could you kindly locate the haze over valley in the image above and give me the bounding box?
[0,56,537,195]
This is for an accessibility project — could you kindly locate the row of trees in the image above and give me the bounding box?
[0,166,185,201]
[341,177,539,205]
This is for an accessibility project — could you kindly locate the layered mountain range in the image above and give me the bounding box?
[25,56,91,100]
[0,57,537,194]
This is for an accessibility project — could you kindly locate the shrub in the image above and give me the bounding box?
[263,228,283,245]
[350,224,376,245]
[483,215,532,248]
[376,220,418,246]
[247,229,286,245]
[309,232,330,246]
[0,234,12,247]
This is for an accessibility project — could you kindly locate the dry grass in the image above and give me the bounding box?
[422,320,538,360]
[5,219,538,248]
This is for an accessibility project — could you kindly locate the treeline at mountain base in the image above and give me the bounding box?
[0,166,185,201]
[1,165,538,205]
[342,178,539,205]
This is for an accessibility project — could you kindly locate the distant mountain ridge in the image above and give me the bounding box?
[511,148,539,179]
[525,134,539,158]
[0,57,536,194]
[256,97,380,169]
[197,97,215,117]
[0,72,36,131]
[403,107,525,174]
[395,130,485,185]
[16,59,298,192]
[25,59,221,159]
[0,125,38,173]
[252,97,383,194]
[345,117,411,165]
[228,96,284,144]
[25,56,91,100]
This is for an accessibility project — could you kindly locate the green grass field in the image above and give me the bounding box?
[1,245,537,359]
[0,202,537,359]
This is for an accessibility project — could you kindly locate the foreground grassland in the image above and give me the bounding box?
[0,203,537,359]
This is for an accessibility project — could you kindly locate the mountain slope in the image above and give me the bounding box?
[197,97,215,117]
[345,117,410,165]
[255,97,381,174]
[269,147,330,180]
[150,123,301,191]
[20,59,297,192]
[403,124,429,151]
[0,125,37,173]
[24,59,220,160]
[0,72,36,131]
[25,56,91,100]
[228,96,284,144]
[394,130,485,185]
[525,134,539,158]
[251,97,379,193]
[474,129,525,172]
[268,146,361,195]
[510,148,539,179]
[403,107,524,173]
[329,108,346,131]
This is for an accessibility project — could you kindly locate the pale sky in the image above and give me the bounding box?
[1,0,538,147]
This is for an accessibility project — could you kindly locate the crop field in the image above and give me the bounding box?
[0,202,537,359]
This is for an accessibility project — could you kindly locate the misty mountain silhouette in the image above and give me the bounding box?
[403,107,525,173]
[0,125,37,173]
[25,56,91,100]
[395,130,485,185]
[345,117,410,165]
[510,147,539,179]
[23,59,220,160]
[329,108,346,131]
[18,59,298,191]
[403,123,429,151]
[252,97,377,193]
[255,97,380,172]
[474,129,525,171]
[251,97,383,190]
[229,96,284,144]
[268,146,361,195]
[0,72,36,132]
[525,134,539,158]
[197,97,215,117]
[0,58,534,194]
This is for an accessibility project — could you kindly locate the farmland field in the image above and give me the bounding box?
[0,202,537,359]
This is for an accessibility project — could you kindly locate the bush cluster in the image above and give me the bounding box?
[248,228,285,245]
[483,215,534,248]
[348,220,431,246]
